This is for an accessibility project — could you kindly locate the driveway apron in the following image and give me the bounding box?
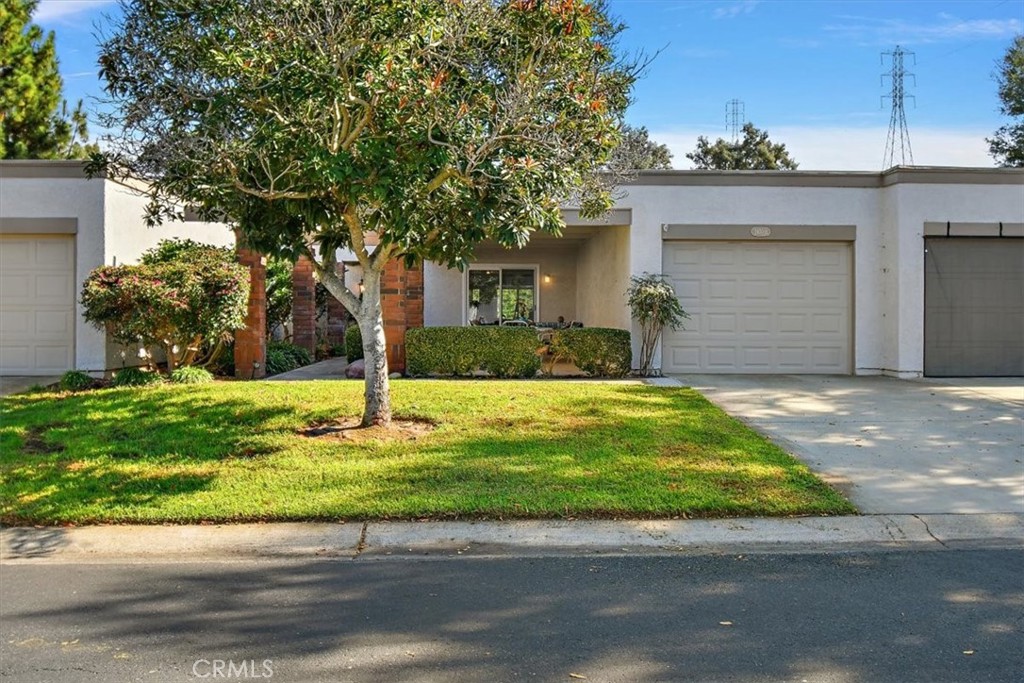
[679,375,1023,514]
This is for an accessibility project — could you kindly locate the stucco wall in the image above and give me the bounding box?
[0,172,108,372]
[103,182,234,266]
[576,224,630,329]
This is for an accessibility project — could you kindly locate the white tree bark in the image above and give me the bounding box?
[318,259,392,427]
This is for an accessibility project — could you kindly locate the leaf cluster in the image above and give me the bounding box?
[686,122,797,171]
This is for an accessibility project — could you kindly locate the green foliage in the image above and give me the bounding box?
[550,328,631,377]
[0,0,97,158]
[627,273,688,376]
[265,342,313,376]
[345,325,364,362]
[80,239,249,372]
[686,123,798,170]
[407,327,541,378]
[112,367,164,387]
[610,124,673,170]
[59,370,95,392]
[988,35,1024,167]
[265,257,294,335]
[169,366,215,384]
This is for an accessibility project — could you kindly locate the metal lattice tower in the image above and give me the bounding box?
[881,46,916,168]
[726,99,745,142]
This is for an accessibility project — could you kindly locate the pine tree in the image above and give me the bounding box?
[1,0,95,159]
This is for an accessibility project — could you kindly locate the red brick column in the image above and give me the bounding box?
[380,259,424,374]
[234,247,267,379]
[326,263,348,347]
[291,255,316,355]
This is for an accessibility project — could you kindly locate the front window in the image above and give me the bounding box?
[468,267,537,324]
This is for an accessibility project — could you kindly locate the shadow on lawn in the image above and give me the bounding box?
[0,388,299,523]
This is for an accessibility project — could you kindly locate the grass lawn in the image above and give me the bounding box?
[0,380,854,524]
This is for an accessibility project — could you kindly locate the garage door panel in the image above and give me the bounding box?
[0,234,75,375]
[925,237,1023,376]
[663,241,851,374]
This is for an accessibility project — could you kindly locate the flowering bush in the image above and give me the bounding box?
[81,240,249,372]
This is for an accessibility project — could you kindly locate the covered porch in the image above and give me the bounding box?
[423,210,632,332]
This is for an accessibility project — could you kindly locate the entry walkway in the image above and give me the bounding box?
[681,375,1024,514]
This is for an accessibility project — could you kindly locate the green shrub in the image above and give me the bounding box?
[59,370,95,392]
[550,328,632,377]
[406,327,541,378]
[270,341,312,367]
[112,367,165,387]
[169,366,215,384]
[81,239,249,373]
[345,325,363,362]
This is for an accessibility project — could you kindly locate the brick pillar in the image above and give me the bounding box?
[291,255,316,355]
[234,247,267,379]
[380,259,424,374]
[326,263,348,347]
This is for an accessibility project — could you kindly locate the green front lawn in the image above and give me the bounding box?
[0,381,854,524]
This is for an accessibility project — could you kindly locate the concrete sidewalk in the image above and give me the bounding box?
[264,356,349,380]
[3,514,1021,563]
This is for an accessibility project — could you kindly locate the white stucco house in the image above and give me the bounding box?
[424,167,1024,378]
[2,161,1022,378]
[0,160,234,376]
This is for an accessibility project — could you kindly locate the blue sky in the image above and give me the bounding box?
[34,0,1024,169]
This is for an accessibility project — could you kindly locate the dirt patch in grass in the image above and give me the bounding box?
[21,424,66,455]
[300,416,436,443]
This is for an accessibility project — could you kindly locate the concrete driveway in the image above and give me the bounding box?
[0,376,59,397]
[680,375,1023,515]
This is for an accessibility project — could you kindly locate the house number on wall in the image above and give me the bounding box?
[750,226,772,238]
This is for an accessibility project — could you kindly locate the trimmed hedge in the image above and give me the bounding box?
[406,327,541,378]
[345,325,363,362]
[550,327,632,378]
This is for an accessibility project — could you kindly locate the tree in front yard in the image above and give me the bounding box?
[626,273,688,376]
[93,0,641,426]
[81,240,249,373]
[686,122,798,170]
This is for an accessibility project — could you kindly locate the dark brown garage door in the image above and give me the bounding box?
[924,237,1024,377]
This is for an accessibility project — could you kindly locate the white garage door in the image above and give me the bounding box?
[663,241,852,374]
[0,235,76,375]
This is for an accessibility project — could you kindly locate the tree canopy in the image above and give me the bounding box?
[0,0,96,159]
[609,124,672,170]
[95,0,640,426]
[686,122,798,170]
[988,35,1024,168]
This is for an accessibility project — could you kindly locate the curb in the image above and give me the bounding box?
[2,514,1021,563]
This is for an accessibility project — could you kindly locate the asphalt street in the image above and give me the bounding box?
[2,549,1022,683]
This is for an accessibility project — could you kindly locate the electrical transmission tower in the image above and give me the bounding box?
[726,99,745,142]
[881,46,915,168]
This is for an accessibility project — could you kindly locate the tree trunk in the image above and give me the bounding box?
[355,269,391,427]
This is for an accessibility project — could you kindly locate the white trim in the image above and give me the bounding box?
[463,263,541,325]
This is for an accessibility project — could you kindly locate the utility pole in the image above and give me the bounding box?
[726,99,744,143]
[881,46,915,168]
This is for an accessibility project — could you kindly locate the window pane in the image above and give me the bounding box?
[500,269,535,321]
[468,270,500,324]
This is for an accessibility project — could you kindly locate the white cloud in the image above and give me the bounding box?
[34,0,115,22]
[823,14,1022,46]
[648,126,995,171]
[712,0,760,20]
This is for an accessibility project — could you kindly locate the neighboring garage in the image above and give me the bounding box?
[924,226,1024,377]
[0,232,76,375]
[661,226,853,374]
